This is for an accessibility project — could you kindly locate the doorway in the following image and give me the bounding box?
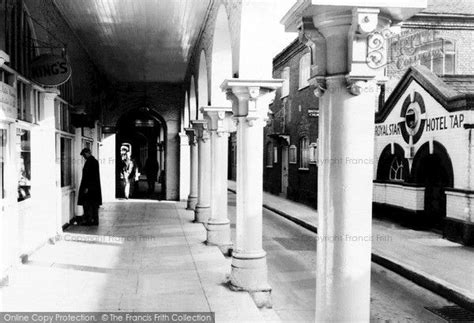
[412,142,454,229]
[281,145,289,196]
[115,107,166,200]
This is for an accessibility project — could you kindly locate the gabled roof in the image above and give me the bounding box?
[376,65,474,123]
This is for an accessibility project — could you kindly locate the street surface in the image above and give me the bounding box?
[227,192,453,322]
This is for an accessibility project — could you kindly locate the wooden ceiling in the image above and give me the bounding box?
[54,0,211,82]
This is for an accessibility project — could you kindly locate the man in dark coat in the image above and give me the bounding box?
[78,148,102,225]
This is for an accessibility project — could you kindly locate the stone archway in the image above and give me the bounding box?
[197,51,208,119]
[210,4,233,106]
[190,75,197,121]
[115,107,168,200]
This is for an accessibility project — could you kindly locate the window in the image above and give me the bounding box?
[33,89,41,123]
[309,142,318,164]
[17,128,31,201]
[5,0,36,76]
[60,137,72,187]
[289,145,297,164]
[266,141,273,167]
[299,52,311,89]
[419,40,455,75]
[273,146,278,164]
[0,129,6,199]
[17,81,32,122]
[281,67,290,98]
[55,101,73,133]
[299,137,309,169]
[389,157,404,181]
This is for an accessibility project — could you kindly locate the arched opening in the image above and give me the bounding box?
[210,5,232,106]
[376,144,409,181]
[115,107,167,200]
[197,51,208,119]
[189,75,197,121]
[411,141,454,228]
[183,91,190,131]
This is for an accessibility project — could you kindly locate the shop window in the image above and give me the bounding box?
[0,129,6,199]
[289,145,297,164]
[266,141,273,167]
[299,137,309,169]
[281,67,290,98]
[299,52,311,89]
[389,157,404,181]
[60,137,72,187]
[309,142,318,164]
[17,128,31,201]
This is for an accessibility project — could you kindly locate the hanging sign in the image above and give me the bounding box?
[0,82,17,119]
[30,54,72,86]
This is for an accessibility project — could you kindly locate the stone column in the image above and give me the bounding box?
[179,132,190,201]
[185,128,198,210]
[221,80,282,307]
[191,120,211,223]
[282,2,426,321]
[202,107,233,253]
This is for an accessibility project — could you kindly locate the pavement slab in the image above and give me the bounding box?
[0,199,276,322]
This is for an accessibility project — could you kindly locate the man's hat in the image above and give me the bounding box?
[120,146,129,152]
[80,148,91,156]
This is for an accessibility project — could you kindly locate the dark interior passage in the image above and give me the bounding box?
[115,107,167,200]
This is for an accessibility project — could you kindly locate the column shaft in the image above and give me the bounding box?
[206,130,232,248]
[194,123,211,222]
[316,76,374,322]
[187,139,198,210]
[179,132,190,201]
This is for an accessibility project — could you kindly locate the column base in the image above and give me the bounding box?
[187,195,198,210]
[194,205,210,223]
[229,251,272,308]
[205,221,233,255]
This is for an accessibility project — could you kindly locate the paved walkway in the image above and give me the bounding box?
[228,180,474,310]
[0,200,278,322]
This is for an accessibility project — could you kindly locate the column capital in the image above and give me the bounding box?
[221,79,283,117]
[310,74,378,97]
[191,119,210,142]
[282,1,427,78]
[185,127,197,145]
[0,50,9,68]
[201,106,233,133]
[345,75,377,96]
[43,88,60,100]
[297,17,326,77]
[309,75,327,98]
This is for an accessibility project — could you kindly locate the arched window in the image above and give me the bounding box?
[299,136,309,169]
[299,52,311,89]
[389,157,404,181]
[6,1,37,77]
[281,67,290,98]
[266,141,274,167]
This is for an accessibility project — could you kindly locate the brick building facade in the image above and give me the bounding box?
[260,0,474,245]
[263,39,319,208]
